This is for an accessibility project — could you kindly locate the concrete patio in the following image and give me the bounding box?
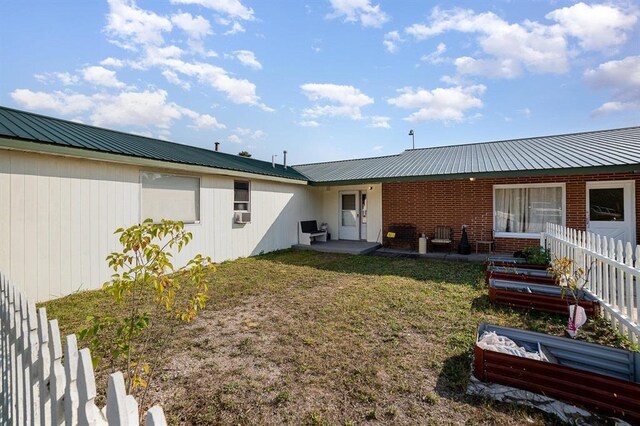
[292,240,381,255]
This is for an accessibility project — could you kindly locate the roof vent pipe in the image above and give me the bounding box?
[283,150,287,169]
[214,142,220,152]
[272,154,277,168]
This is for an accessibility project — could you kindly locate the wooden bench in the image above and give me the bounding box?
[298,220,327,245]
[383,223,417,250]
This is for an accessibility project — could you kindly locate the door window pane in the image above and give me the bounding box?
[361,193,367,224]
[342,211,356,226]
[342,194,356,210]
[589,188,624,221]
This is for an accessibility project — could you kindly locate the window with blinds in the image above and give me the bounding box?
[141,172,200,223]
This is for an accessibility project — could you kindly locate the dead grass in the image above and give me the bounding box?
[42,250,634,425]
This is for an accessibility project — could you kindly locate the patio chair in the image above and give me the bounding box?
[476,229,496,254]
[432,226,453,252]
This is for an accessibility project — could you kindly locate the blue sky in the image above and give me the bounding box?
[1,0,639,165]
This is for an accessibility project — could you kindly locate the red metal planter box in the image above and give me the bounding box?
[486,266,557,286]
[486,257,550,271]
[474,323,640,423]
[488,279,600,317]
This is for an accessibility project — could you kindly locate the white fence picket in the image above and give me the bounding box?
[0,274,166,425]
[542,223,640,344]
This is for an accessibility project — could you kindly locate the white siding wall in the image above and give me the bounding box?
[0,150,320,302]
[318,184,383,243]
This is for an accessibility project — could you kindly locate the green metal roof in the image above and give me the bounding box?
[295,126,640,184]
[0,106,307,181]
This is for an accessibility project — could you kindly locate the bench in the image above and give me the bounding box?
[298,220,327,245]
[383,223,417,250]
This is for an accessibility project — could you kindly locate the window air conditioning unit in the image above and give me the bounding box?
[234,211,251,224]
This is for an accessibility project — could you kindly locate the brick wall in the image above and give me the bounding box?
[382,172,640,253]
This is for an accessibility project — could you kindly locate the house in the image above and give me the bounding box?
[1,105,639,301]
[296,127,640,253]
[0,107,321,302]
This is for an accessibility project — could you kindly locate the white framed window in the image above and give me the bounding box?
[141,172,200,223]
[234,180,250,212]
[493,183,565,238]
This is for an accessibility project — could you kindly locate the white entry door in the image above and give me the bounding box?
[586,181,636,246]
[340,191,359,240]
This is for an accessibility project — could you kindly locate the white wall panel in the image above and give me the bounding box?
[0,150,320,302]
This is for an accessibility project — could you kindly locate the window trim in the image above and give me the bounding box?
[139,170,202,225]
[233,180,251,212]
[493,182,566,239]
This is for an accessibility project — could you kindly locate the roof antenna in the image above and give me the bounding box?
[272,154,278,168]
[408,130,415,149]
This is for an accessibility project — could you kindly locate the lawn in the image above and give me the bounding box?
[43,250,633,425]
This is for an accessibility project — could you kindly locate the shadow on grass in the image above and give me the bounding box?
[260,249,485,285]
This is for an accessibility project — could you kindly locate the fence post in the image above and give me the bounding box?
[38,307,51,426]
[64,334,80,425]
[48,319,65,426]
[26,302,40,426]
[77,348,106,425]
[145,406,167,426]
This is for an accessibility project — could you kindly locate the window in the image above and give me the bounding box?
[234,180,250,212]
[141,172,200,223]
[494,184,564,237]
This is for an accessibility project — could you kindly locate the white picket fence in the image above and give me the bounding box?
[541,223,640,345]
[0,272,167,426]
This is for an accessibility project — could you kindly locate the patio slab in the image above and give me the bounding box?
[292,240,381,255]
[373,247,509,263]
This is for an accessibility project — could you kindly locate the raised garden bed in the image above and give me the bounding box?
[486,265,556,286]
[473,323,640,423]
[488,279,599,317]
[486,256,549,270]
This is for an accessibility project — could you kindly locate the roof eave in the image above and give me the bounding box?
[0,137,310,185]
[309,164,640,186]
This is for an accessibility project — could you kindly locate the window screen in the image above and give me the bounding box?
[141,172,200,223]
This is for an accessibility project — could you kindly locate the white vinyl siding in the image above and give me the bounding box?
[494,183,565,238]
[0,150,321,302]
[141,172,200,223]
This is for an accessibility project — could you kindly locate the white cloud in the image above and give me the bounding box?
[372,145,383,151]
[234,50,262,70]
[162,70,191,90]
[387,85,486,122]
[328,0,389,28]
[228,134,242,144]
[105,0,173,49]
[10,88,225,133]
[518,108,532,119]
[299,120,320,127]
[369,115,391,128]
[404,4,637,79]
[223,22,245,35]
[585,55,640,115]
[10,89,95,115]
[170,0,255,21]
[405,8,568,77]
[383,31,403,53]
[82,66,127,88]
[234,127,265,139]
[546,3,637,52]
[34,72,79,86]
[421,42,447,64]
[171,12,212,39]
[301,83,374,120]
[454,57,521,79]
[100,57,125,68]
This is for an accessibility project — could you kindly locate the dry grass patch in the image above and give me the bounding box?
[43,250,633,425]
